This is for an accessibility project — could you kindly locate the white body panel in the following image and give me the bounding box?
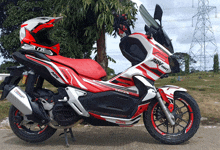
[159,85,187,99]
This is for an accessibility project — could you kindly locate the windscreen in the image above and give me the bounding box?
[139,4,174,53]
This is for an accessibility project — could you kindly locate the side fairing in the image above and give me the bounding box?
[110,33,172,84]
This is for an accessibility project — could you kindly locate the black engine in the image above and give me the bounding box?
[52,102,79,126]
[33,87,80,126]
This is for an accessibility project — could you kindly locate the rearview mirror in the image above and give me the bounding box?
[154,4,163,25]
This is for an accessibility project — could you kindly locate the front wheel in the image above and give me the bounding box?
[143,92,201,144]
[9,105,57,143]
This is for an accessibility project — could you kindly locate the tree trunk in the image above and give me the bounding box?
[96,26,108,80]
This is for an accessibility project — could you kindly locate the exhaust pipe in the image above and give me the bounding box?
[4,85,50,124]
[6,85,32,115]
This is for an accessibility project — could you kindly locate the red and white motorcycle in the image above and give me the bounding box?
[0,4,200,146]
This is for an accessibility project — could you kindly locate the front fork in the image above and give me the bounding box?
[133,76,175,126]
[155,90,175,126]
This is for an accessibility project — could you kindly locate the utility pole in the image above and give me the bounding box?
[189,0,218,71]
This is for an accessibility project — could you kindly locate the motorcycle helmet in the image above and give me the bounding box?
[20,16,63,55]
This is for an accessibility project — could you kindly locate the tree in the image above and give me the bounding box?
[173,52,196,71]
[82,0,137,72]
[0,60,19,73]
[213,53,219,73]
[185,55,189,74]
[0,0,19,59]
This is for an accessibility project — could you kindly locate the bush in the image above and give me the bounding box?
[170,77,177,83]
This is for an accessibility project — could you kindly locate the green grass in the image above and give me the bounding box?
[156,72,220,94]
[0,100,11,121]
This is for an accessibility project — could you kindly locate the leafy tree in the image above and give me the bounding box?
[185,55,189,74]
[107,67,115,76]
[0,60,19,73]
[213,53,219,73]
[0,0,19,59]
[173,52,196,71]
[82,0,137,72]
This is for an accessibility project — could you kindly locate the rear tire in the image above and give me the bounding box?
[143,92,201,144]
[9,105,57,143]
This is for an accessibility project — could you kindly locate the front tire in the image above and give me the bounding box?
[143,92,201,144]
[9,105,57,143]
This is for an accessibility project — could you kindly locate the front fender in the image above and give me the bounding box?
[158,85,187,100]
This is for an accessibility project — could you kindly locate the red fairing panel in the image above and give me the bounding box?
[54,62,112,93]
[25,55,111,93]
[47,55,107,80]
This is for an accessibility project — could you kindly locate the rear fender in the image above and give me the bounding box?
[158,85,187,100]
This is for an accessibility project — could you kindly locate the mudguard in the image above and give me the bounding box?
[158,85,187,100]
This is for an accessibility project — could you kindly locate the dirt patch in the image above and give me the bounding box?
[188,91,220,120]
[201,117,220,126]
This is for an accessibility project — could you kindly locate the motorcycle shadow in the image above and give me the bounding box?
[4,126,189,148]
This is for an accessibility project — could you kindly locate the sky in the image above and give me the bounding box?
[99,0,220,73]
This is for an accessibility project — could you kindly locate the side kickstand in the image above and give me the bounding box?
[64,128,69,147]
[69,128,76,141]
[59,128,76,147]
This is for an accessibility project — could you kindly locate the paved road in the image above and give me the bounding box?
[0,125,220,150]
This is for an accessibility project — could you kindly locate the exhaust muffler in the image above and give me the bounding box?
[4,85,50,125]
[6,85,32,115]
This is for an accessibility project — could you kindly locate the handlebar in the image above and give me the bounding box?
[112,11,131,37]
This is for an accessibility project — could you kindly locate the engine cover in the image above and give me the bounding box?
[52,102,79,126]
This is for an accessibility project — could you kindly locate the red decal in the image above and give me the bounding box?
[141,63,165,76]
[38,125,48,134]
[158,89,170,104]
[21,24,28,28]
[89,112,106,121]
[22,29,36,43]
[116,120,126,124]
[152,47,169,64]
[131,103,149,119]
[32,19,55,33]
[158,89,174,112]
[181,99,194,133]
[136,66,155,81]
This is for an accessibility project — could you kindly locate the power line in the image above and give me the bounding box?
[189,0,218,71]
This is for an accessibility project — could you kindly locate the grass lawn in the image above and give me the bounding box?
[1,72,220,125]
[155,72,220,120]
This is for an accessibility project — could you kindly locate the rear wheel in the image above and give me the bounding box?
[9,105,57,143]
[143,92,201,144]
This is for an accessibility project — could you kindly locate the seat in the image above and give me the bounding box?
[47,55,106,80]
